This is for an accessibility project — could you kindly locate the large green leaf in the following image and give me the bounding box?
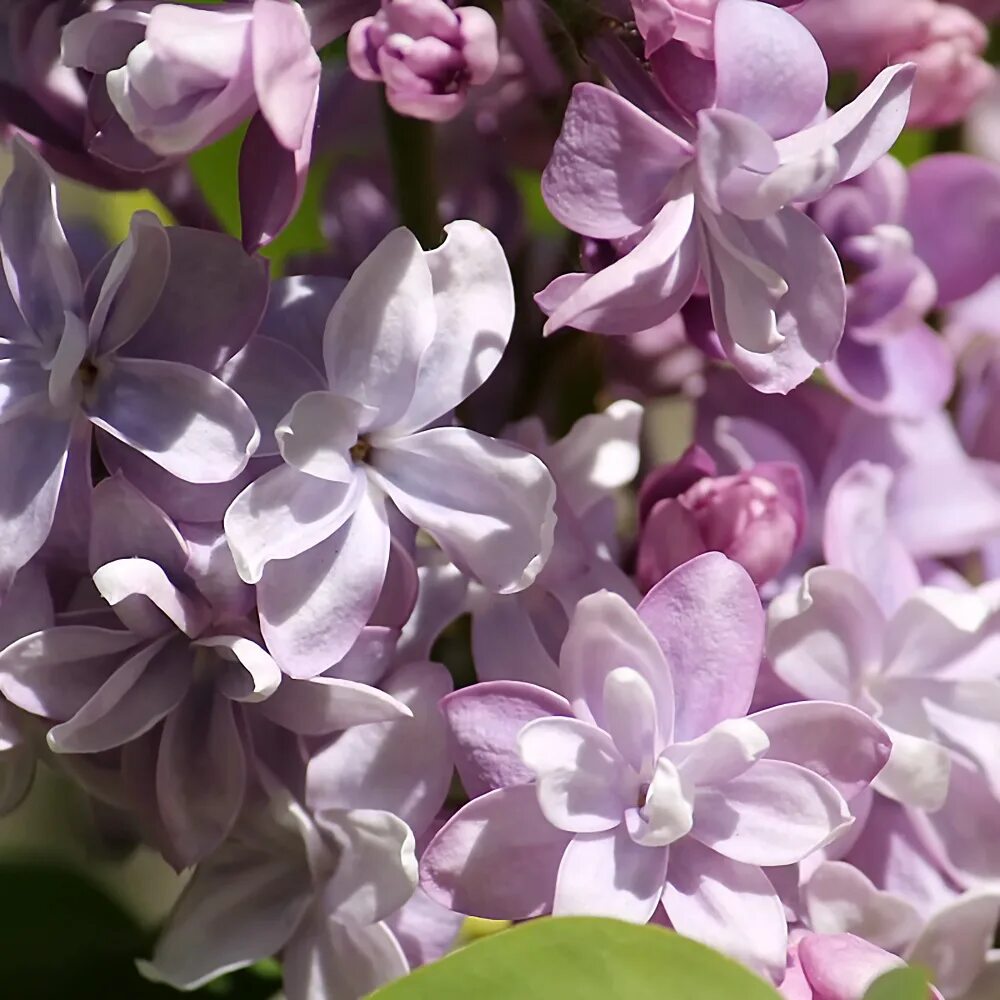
[863,966,932,1000]
[369,917,783,1000]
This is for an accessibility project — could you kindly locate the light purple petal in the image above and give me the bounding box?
[553,826,668,922]
[120,228,268,371]
[88,211,170,357]
[88,358,259,483]
[250,0,321,151]
[195,636,282,704]
[306,661,453,833]
[0,406,71,591]
[0,138,82,350]
[796,933,904,999]
[713,0,827,139]
[156,685,247,868]
[662,838,787,981]
[276,390,365,483]
[390,222,515,435]
[518,716,629,834]
[371,427,556,595]
[823,461,920,617]
[441,680,571,798]
[749,702,891,801]
[0,625,139,720]
[420,784,572,919]
[777,63,915,184]
[541,82,692,239]
[323,228,434,430]
[140,842,311,989]
[637,552,763,742]
[47,636,189,754]
[315,808,418,925]
[691,759,852,865]
[767,567,884,703]
[258,488,391,678]
[560,590,675,746]
[224,464,365,585]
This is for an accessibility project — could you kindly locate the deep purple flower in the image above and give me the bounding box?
[347,0,499,122]
[636,444,805,590]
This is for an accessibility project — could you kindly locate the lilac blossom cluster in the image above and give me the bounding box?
[0,0,998,998]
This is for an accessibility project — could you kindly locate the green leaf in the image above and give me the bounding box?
[863,966,932,1000]
[369,917,784,1000]
[891,129,934,167]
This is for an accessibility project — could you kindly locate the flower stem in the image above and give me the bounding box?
[381,98,443,249]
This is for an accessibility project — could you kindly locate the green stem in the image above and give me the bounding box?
[381,97,443,249]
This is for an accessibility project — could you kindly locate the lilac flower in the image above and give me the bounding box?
[224,222,557,679]
[141,658,455,999]
[536,0,915,392]
[61,0,325,248]
[348,0,499,122]
[803,860,1000,999]
[0,476,409,867]
[0,140,263,593]
[779,930,944,1000]
[809,155,953,418]
[636,444,806,590]
[400,400,642,690]
[422,553,890,979]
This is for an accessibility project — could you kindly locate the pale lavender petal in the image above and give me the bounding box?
[767,567,884,703]
[275,390,365,483]
[255,674,408,735]
[323,228,434,430]
[283,916,409,1000]
[258,488,391,678]
[391,222,515,435]
[47,636,189,753]
[224,464,365,585]
[121,228,268,370]
[714,0,827,139]
[541,82,692,239]
[371,427,556,595]
[140,843,311,989]
[775,64,916,187]
[796,933,904,999]
[638,552,763,742]
[219,335,325,457]
[0,407,72,592]
[384,887,463,969]
[250,0,320,151]
[0,138,82,350]
[93,558,211,638]
[518,716,630,834]
[441,680,571,797]
[553,825,668,922]
[470,594,561,691]
[156,685,247,868]
[823,461,920,617]
[560,590,675,744]
[662,838,787,981]
[420,784,572,919]
[88,211,170,357]
[749,702,891,801]
[195,636,282,704]
[315,808,417,925]
[0,626,139,720]
[88,358,259,483]
[89,473,189,580]
[692,759,852,865]
[306,662,453,833]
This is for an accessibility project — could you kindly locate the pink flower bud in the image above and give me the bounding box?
[636,446,805,590]
[348,0,499,122]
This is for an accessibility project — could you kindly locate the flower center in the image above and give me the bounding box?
[350,437,372,463]
[78,358,99,390]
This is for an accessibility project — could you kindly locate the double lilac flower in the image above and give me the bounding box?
[422,553,890,979]
[537,0,915,392]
